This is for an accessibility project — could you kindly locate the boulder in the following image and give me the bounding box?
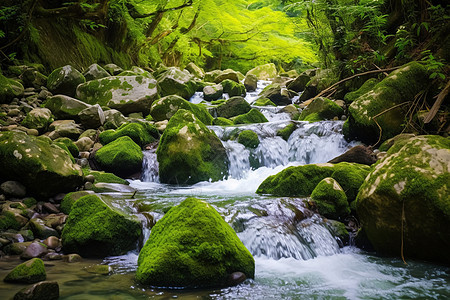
[212,117,234,126]
[78,104,105,129]
[60,191,94,215]
[54,137,79,157]
[0,132,83,198]
[103,64,123,75]
[214,69,240,83]
[48,120,82,140]
[221,79,246,97]
[21,242,48,260]
[287,73,311,92]
[157,109,229,184]
[203,84,223,101]
[150,95,213,125]
[44,95,91,120]
[76,76,159,114]
[328,145,377,165]
[136,197,254,288]
[46,65,85,97]
[0,74,24,104]
[280,104,301,120]
[0,181,27,198]
[3,258,46,284]
[62,194,142,257]
[83,63,110,81]
[216,97,251,119]
[95,136,143,177]
[99,122,158,147]
[118,66,153,78]
[344,62,429,144]
[356,135,450,264]
[13,281,59,300]
[156,67,197,99]
[344,78,378,104]
[244,74,258,92]
[103,109,127,129]
[311,177,350,220]
[258,83,290,105]
[184,62,205,79]
[232,108,268,125]
[246,63,277,80]
[75,136,94,152]
[237,130,260,149]
[298,97,344,122]
[276,123,297,141]
[29,218,59,239]
[21,108,53,133]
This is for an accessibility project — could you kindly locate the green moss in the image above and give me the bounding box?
[277,123,296,141]
[54,141,76,163]
[136,197,254,288]
[21,108,53,133]
[232,108,268,124]
[3,258,46,284]
[82,169,128,185]
[237,130,260,149]
[54,137,79,157]
[213,117,234,126]
[0,74,24,104]
[221,79,246,97]
[61,194,141,257]
[216,97,251,119]
[253,98,276,106]
[95,136,143,177]
[99,122,157,147]
[0,211,22,231]
[344,78,378,104]
[23,197,37,208]
[330,162,371,203]
[61,191,93,215]
[298,97,343,122]
[311,177,350,220]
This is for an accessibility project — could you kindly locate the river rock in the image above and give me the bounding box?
[78,104,105,129]
[0,131,83,198]
[60,191,94,214]
[21,68,48,89]
[29,218,59,239]
[0,74,24,104]
[136,197,254,288]
[214,69,240,83]
[13,281,59,300]
[103,63,123,75]
[103,109,127,129]
[328,145,377,165]
[311,177,349,220]
[216,96,251,119]
[150,94,213,125]
[74,137,93,152]
[4,258,46,284]
[95,136,143,177]
[157,109,229,184]
[43,236,61,250]
[298,97,344,122]
[237,130,260,149]
[203,84,223,101]
[61,194,141,257]
[21,108,53,133]
[21,242,48,260]
[344,78,379,104]
[232,108,268,124]
[46,65,85,97]
[99,122,157,146]
[0,181,27,198]
[157,67,197,99]
[258,83,290,105]
[54,137,79,157]
[48,120,82,140]
[246,63,277,80]
[184,62,204,79]
[76,76,159,114]
[253,97,276,106]
[44,95,91,120]
[287,72,311,92]
[344,62,429,144]
[356,135,450,264]
[244,74,257,92]
[83,63,111,81]
[221,79,246,97]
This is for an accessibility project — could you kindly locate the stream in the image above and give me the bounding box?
[0,81,448,299]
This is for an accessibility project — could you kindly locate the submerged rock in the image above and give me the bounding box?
[157,109,229,184]
[4,258,46,284]
[356,135,450,264]
[136,197,254,288]
[61,194,141,257]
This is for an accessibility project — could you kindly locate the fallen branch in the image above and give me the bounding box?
[423,80,450,123]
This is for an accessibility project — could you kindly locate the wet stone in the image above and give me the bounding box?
[13,281,59,300]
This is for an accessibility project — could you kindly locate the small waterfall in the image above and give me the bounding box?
[141,150,159,182]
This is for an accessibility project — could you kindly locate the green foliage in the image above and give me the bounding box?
[420,50,446,80]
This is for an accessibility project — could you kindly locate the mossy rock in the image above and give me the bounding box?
[0,210,23,231]
[83,63,110,81]
[216,97,251,119]
[62,194,142,257]
[99,122,158,147]
[185,62,205,79]
[277,123,296,141]
[258,83,291,105]
[60,190,94,215]
[298,97,343,122]
[311,177,350,220]
[253,98,276,106]
[345,62,430,144]
[157,109,229,184]
[54,137,79,157]
[330,162,371,203]
[203,84,223,101]
[82,169,129,185]
[47,65,86,97]
[21,108,54,133]
[95,136,143,177]
[356,135,450,264]
[344,78,378,104]
[237,130,260,149]
[76,76,159,115]
[44,95,91,120]
[136,197,254,288]
[246,63,277,80]
[213,117,234,126]
[378,133,416,152]
[213,69,240,83]
[3,258,46,284]
[156,67,197,99]
[150,95,213,125]
[118,66,153,79]
[232,108,268,125]
[0,131,83,198]
[0,74,24,104]
[221,79,246,97]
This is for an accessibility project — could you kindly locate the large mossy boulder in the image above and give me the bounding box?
[0,74,24,104]
[344,78,378,104]
[299,97,344,122]
[156,67,197,99]
[0,132,83,198]
[311,177,350,220]
[232,108,268,125]
[136,197,254,288]
[95,136,143,177]
[61,194,141,257]
[216,97,251,119]
[150,95,213,125]
[356,135,450,264]
[344,62,429,144]
[44,95,91,120]
[76,76,159,114]
[221,79,246,97]
[157,109,229,184]
[3,258,46,284]
[99,122,158,147]
[47,65,85,97]
[21,108,54,133]
[246,63,277,80]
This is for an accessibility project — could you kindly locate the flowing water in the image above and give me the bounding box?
[1,82,448,299]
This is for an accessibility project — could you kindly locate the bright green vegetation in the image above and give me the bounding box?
[54,137,79,157]
[311,177,350,220]
[3,258,46,284]
[221,79,246,97]
[213,117,234,126]
[299,97,343,122]
[253,98,276,107]
[62,194,142,257]
[99,122,158,146]
[277,123,296,141]
[95,136,143,177]
[157,109,229,184]
[232,108,268,125]
[237,130,260,149]
[61,191,94,215]
[136,197,255,288]
[344,78,378,104]
[82,169,129,185]
[356,135,450,264]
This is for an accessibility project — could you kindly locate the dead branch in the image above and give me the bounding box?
[423,80,450,123]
